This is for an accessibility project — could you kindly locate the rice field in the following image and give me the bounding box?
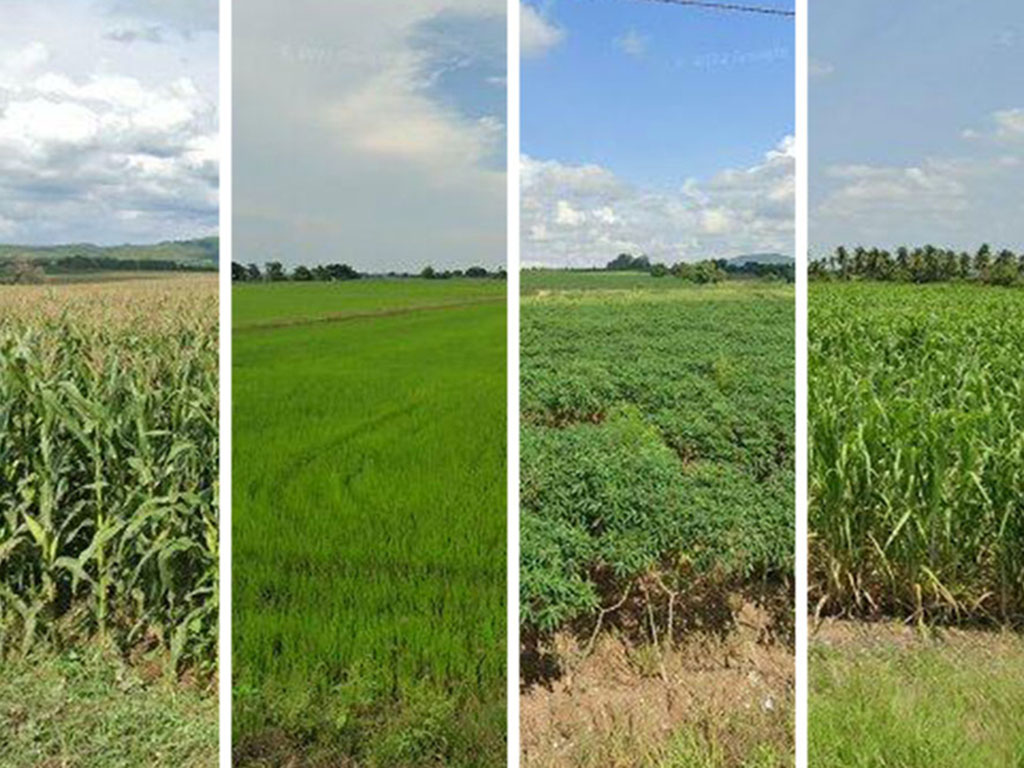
[232,279,506,766]
[0,275,219,670]
[809,282,1024,624]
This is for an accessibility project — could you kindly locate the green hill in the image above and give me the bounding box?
[0,237,218,268]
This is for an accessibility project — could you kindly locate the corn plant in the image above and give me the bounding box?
[810,282,1024,625]
[0,276,218,672]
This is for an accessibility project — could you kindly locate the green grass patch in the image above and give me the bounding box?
[534,711,793,768]
[0,648,217,768]
[521,269,664,295]
[809,630,1024,767]
[655,724,792,768]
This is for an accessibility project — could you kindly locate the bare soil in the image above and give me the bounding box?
[810,616,1024,656]
[521,602,794,767]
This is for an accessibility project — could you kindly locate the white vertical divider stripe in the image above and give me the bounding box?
[794,0,809,765]
[217,0,233,763]
[506,0,521,764]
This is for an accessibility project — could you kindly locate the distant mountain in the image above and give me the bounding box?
[726,252,793,266]
[0,237,219,266]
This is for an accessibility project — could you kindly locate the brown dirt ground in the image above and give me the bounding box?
[521,602,794,767]
[810,616,1024,656]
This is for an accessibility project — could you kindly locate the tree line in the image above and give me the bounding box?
[606,252,794,283]
[231,261,506,282]
[810,244,1024,285]
[0,254,214,281]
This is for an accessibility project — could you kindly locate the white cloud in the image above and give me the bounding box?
[2,42,50,78]
[992,108,1024,140]
[701,208,732,234]
[521,155,621,196]
[329,54,502,177]
[555,200,585,226]
[521,3,564,57]
[234,0,505,271]
[522,137,794,267]
[614,29,648,58]
[963,108,1024,142]
[809,58,834,78]
[817,163,967,225]
[814,108,1024,250]
[107,0,218,34]
[0,4,217,244]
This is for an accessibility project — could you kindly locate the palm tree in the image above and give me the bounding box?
[959,251,972,278]
[974,243,992,278]
[835,246,850,279]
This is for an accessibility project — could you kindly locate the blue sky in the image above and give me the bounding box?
[811,0,1024,253]
[234,0,505,271]
[521,0,794,266]
[0,0,217,245]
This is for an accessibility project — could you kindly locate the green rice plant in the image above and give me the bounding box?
[809,282,1024,624]
[0,277,218,671]
[232,279,506,765]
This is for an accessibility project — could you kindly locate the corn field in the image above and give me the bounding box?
[0,276,218,671]
[810,282,1024,625]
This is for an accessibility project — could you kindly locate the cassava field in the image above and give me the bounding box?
[232,279,506,766]
[520,271,795,767]
[809,281,1024,767]
[0,274,219,767]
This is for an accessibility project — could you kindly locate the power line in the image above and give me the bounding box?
[631,0,795,17]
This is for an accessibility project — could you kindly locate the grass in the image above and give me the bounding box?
[537,713,794,768]
[0,647,217,768]
[520,269,789,296]
[654,723,792,768]
[548,728,791,768]
[809,630,1024,767]
[521,269,664,294]
[232,279,506,765]
[809,282,1024,623]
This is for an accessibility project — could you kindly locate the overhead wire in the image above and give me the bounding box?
[628,0,794,17]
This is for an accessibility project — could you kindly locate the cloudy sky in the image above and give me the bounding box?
[234,0,505,271]
[0,0,217,245]
[811,0,1023,254]
[522,0,794,267]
